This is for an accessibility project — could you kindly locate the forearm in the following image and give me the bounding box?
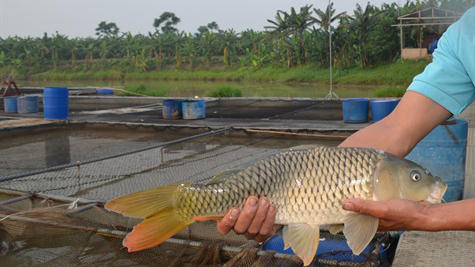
[421,199,475,231]
[339,91,451,158]
[339,116,412,157]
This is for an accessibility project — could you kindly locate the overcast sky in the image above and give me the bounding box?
[1,0,402,38]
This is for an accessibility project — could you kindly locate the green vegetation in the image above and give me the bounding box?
[205,85,243,97]
[1,0,471,97]
[368,87,406,98]
[19,60,428,87]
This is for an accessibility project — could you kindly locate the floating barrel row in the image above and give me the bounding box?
[162,100,206,120]
[3,87,69,120]
[342,98,399,123]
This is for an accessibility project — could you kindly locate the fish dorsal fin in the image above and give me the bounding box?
[343,213,379,255]
[284,223,320,266]
[329,224,344,235]
[206,169,241,185]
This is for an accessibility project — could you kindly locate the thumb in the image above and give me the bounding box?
[342,198,377,215]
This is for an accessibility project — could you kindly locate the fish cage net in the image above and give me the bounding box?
[0,124,390,267]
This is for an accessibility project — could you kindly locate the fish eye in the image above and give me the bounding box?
[411,171,421,182]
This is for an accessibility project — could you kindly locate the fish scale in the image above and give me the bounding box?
[175,146,381,225]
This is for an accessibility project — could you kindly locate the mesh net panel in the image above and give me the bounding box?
[0,124,387,267]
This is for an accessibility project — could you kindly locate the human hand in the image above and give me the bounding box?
[342,198,434,231]
[217,196,281,242]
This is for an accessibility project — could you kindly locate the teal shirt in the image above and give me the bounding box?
[407,7,475,117]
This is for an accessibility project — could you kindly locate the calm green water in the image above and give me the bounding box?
[20,80,374,98]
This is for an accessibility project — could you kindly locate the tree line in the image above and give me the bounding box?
[0,0,473,74]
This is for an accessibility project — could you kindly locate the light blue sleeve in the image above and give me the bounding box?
[407,7,475,118]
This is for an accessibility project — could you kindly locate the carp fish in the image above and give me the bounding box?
[105,146,447,266]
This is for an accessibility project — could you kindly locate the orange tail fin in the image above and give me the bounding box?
[105,184,193,252]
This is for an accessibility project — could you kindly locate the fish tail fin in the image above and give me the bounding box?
[123,209,192,252]
[105,184,193,252]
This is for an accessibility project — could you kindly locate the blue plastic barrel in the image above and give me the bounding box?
[406,120,468,202]
[182,100,206,120]
[17,96,39,114]
[370,99,399,122]
[43,87,69,120]
[342,99,369,123]
[162,100,183,119]
[96,89,114,95]
[4,97,18,113]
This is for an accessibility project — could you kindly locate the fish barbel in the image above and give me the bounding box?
[105,146,447,266]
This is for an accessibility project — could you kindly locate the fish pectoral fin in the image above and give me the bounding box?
[343,213,379,255]
[328,224,344,234]
[124,209,193,252]
[285,223,320,266]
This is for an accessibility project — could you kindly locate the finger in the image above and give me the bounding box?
[342,198,388,217]
[217,208,240,235]
[233,197,259,234]
[246,197,270,236]
[254,204,277,242]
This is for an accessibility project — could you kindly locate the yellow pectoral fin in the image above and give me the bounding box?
[124,209,193,252]
[284,224,320,266]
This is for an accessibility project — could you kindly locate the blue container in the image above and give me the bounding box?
[406,120,468,202]
[182,100,206,120]
[371,99,399,122]
[4,97,18,113]
[262,235,387,264]
[96,89,114,95]
[17,96,39,114]
[162,100,183,119]
[342,98,369,123]
[44,87,69,120]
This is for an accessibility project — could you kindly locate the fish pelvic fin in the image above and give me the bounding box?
[284,223,320,266]
[343,213,379,255]
[105,184,189,218]
[124,209,193,252]
[105,184,193,252]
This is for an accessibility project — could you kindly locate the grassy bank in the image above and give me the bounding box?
[1,60,429,87]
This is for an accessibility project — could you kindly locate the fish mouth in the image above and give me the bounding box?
[425,177,448,204]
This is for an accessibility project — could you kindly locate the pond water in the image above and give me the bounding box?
[20,80,374,98]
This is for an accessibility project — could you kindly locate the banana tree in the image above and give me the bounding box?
[219,29,239,66]
[183,33,195,69]
[198,31,217,67]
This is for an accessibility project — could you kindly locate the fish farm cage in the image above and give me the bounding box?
[0,122,395,267]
